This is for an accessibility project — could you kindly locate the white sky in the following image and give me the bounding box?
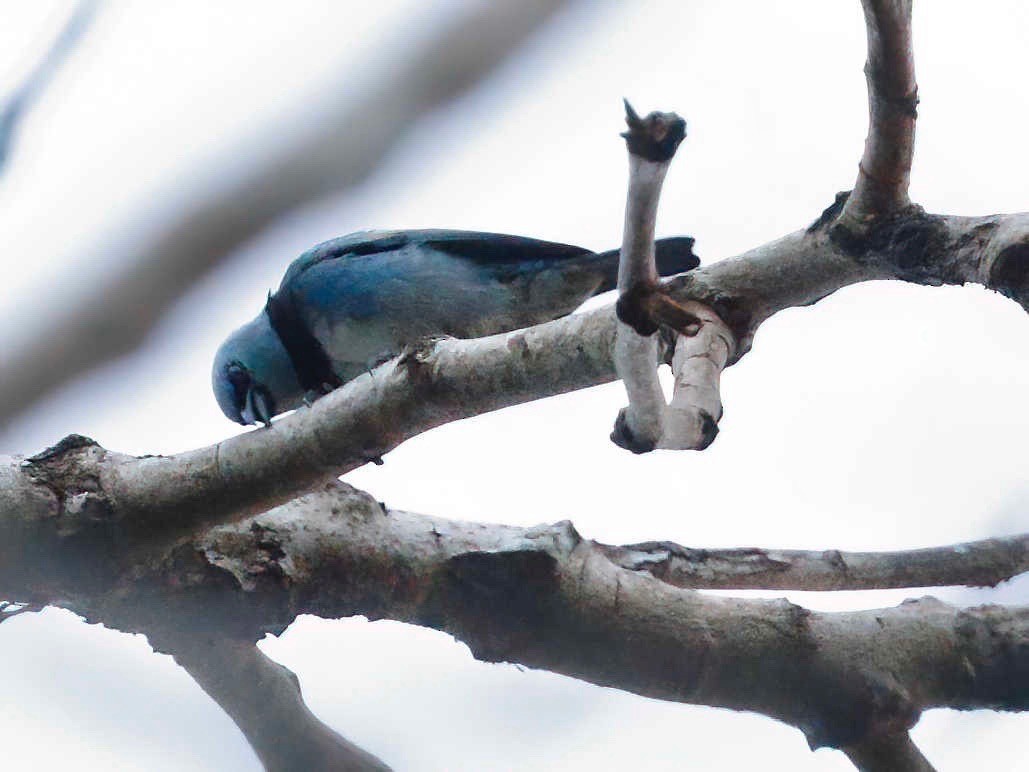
[0,1,1026,770]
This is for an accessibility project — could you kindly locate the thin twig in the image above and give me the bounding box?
[611,103,683,452]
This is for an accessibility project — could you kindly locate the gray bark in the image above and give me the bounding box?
[4,483,1022,758]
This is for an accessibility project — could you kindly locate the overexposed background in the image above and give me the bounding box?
[0,1,1026,769]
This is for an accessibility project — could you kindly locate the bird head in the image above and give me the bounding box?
[212,312,303,426]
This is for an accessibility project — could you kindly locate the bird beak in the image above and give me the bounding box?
[241,387,273,427]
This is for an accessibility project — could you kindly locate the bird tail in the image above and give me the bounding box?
[593,236,699,294]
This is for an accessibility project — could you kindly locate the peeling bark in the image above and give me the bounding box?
[601,534,1029,591]
[19,484,1022,759]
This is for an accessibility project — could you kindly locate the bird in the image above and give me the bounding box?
[212,229,699,425]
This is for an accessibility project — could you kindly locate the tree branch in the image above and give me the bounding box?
[3,458,1027,765]
[844,731,936,772]
[600,533,1029,591]
[0,0,572,429]
[38,484,1026,761]
[1,209,1026,554]
[165,634,390,771]
[841,0,918,226]
[611,105,679,452]
[609,104,733,452]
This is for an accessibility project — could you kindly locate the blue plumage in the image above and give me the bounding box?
[213,229,698,425]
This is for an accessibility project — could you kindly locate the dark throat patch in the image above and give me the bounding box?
[264,290,343,394]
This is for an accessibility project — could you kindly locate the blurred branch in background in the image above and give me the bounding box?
[0,0,98,175]
[0,0,572,430]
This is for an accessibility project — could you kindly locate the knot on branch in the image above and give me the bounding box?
[829,204,949,281]
[397,335,452,388]
[23,433,116,533]
[870,86,920,119]
[621,100,686,162]
[201,523,291,595]
[426,550,560,662]
[26,433,100,462]
[955,605,1029,710]
[610,407,658,454]
[615,283,659,336]
[989,240,1029,306]
[801,672,919,751]
[616,283,704,338]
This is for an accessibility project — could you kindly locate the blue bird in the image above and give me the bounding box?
[213,229,699,425]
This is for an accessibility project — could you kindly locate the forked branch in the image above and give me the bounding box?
[611,102,735,453]
[83,486,1027,763]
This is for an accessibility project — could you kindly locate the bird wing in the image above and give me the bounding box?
[279,229,594,289]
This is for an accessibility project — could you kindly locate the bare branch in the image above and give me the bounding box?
[166,634,390,771]
[612,104,684,452]
[49,485,1026,760]
[601,533,1029,591]
[0,0,98,175]
[610,103,735,452]
[9,435,1027,604]
[3,450,1027,764]
[840,0,918,226]
[661,301,733,450]
[0,0,572,429]
[844,732,936,772]
[1,211,1027,549]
